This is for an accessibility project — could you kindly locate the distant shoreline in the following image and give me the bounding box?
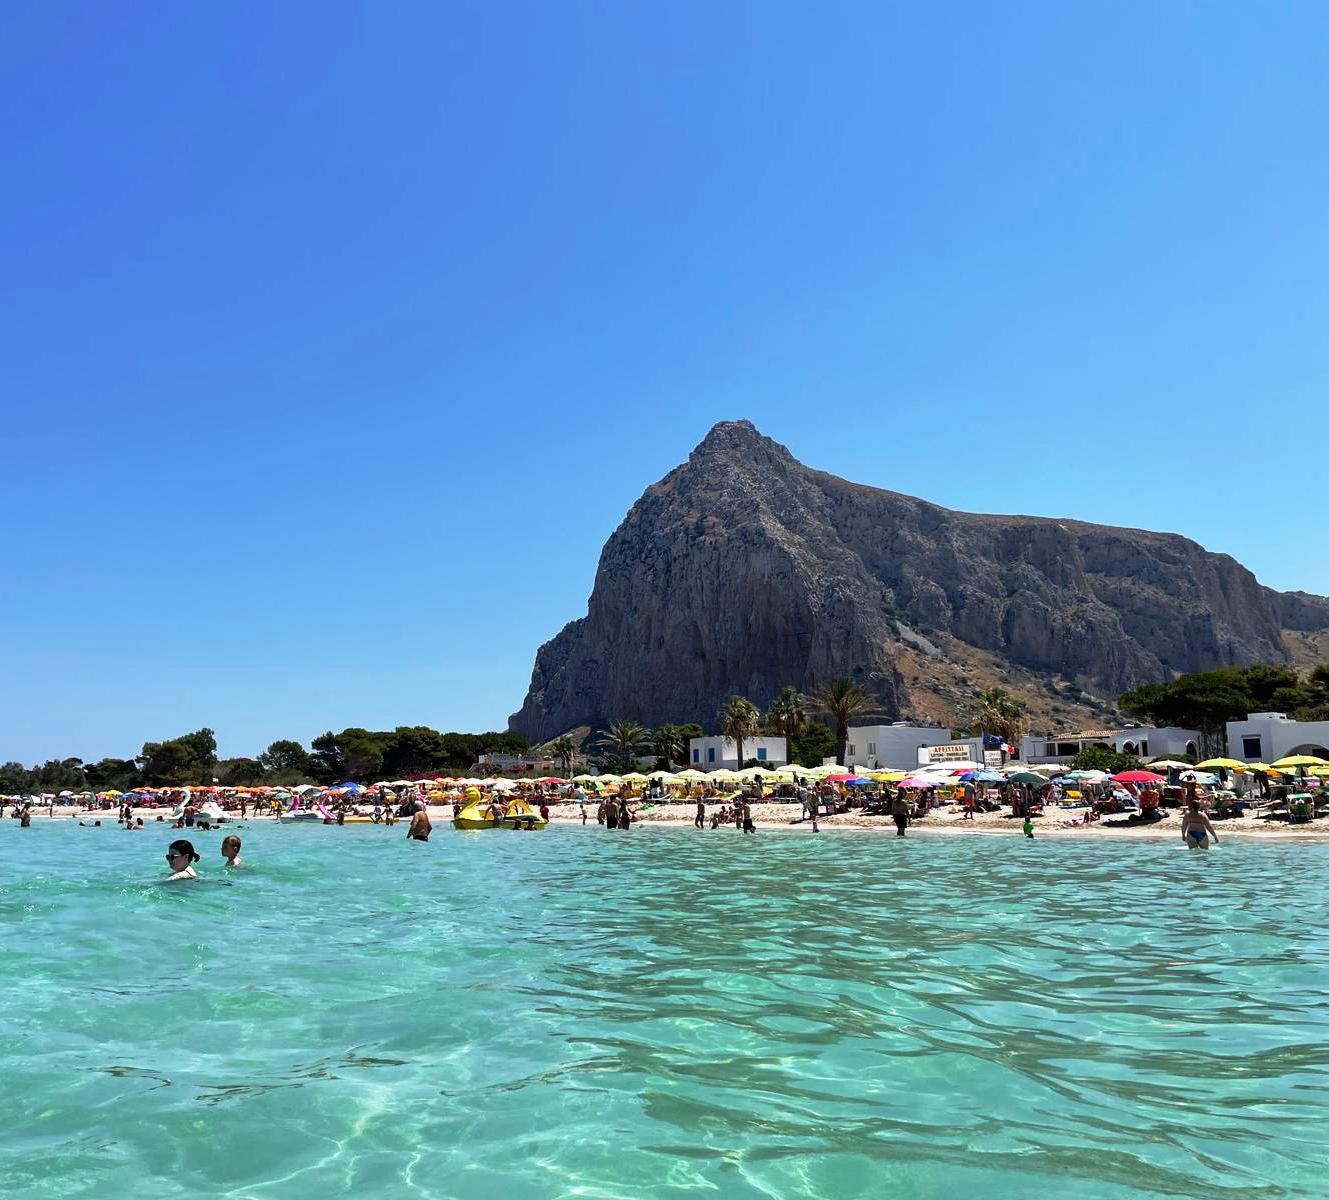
[20,803,1327,844]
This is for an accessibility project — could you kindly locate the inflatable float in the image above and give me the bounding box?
[452,796,547,830]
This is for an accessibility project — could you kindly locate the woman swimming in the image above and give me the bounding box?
[164,839,201,880]
[1179,801,1218,850]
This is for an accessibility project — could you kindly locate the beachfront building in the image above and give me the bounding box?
[688,736,787,770]
[1110,727,1200,759]
[1020,726,1200,764]
[1226,712,1329,762]
[843,724,959,770]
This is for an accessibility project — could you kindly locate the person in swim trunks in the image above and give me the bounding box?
[1180,800,1217,850]
[407,804,431,842]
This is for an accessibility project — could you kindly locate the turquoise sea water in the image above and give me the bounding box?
[1,821,1326,1200]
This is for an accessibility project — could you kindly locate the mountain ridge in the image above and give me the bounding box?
[509,420,1329,743]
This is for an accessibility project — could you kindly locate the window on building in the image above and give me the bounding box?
[756,747,767,761]
[868,742,876,756]
[707,746,715,763]
[1242,736,1262,759]
[1139,740,1148,757]
[847,743,856,757]
[692,748,699,763]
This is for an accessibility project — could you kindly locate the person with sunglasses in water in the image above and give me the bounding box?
[164,839,201,881]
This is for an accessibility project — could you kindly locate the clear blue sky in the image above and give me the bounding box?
[3,3,1326,764]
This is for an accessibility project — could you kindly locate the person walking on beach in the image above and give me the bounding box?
[890,792,910,837]
[579,803,587,824]
[1180,800,1218,850]
[694,798,706,829]
[407,802,431,842]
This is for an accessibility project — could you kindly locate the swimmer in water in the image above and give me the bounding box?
[407,804,431,842]
[221,834,245,868]
[1022,815,1035,839]
[164,839,201,880]
[1180,800,1218,850]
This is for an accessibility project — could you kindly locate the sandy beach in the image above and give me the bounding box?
[22,800,1329,843]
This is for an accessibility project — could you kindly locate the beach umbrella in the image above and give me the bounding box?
[1111,770,1166,783]
[1145,759,1191,771]
[709,769,740,782]
[535,776,567,784]
[1005,771,1047,786]
[1272,755,1328,769]
[1194,758,1245,771]
[843,775,875,785]
[571,773,599,782]
[292,784,321,793]
[491,779,518,791]
[898,774,942,789]
[675,769,707,780]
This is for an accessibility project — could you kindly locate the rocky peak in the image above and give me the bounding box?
[507,422,1329,744]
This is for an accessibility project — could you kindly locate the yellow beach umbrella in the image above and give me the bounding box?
[871,770,908,782]
[675,768,707,780]
[1194,758,1245,771]
[621,771,648,782]
[709,769,740,782]
[1273,755,1328,769]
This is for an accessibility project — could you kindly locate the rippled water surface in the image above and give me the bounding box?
[2,821,1326,1199]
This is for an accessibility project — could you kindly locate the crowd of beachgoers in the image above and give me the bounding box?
[5,754,1327,843]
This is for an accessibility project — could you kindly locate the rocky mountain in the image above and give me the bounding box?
[509,421,1329,743]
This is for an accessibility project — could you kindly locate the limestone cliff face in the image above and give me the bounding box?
[509,421,1327,742]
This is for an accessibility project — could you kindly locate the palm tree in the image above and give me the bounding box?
[809,678,882,765]
[960,687,1029,746]
[766,686,807,738]
[651,724,685,767]
[595,719,651,773]
[549,735,576,778]
[717,695,761,768]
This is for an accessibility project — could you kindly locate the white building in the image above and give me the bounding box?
[1226,713,1329,763]
[1110,727,1200,760]
[844,724,960,770]
[688,736,787,770]
[1019,726,1200,765]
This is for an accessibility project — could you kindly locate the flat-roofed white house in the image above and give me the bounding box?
[1110,727,1200,760]
[688,736,787,770]
[1226,713,1329,763]
[1019,726,1200,765]
[843,724,960,770]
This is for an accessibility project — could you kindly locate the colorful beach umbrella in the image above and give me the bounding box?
[1111,770,1166,783]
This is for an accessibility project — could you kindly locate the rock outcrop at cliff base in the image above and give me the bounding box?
[509,421,1328,744]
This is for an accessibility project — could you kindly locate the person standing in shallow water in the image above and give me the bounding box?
[221,835,245,868]
[890,792,910,837]
[694,798,705,829]
[407,803,431,842]
[1180,800,1218,850]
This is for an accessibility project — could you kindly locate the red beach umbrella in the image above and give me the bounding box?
[1110,770,1166,783]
